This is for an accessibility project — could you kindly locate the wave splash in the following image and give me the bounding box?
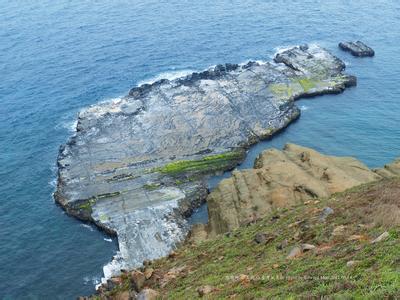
[137,69,196,86]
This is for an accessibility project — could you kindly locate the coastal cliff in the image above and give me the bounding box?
[55,44,356,278]
[191,143,397,241]
[89,146,400,299]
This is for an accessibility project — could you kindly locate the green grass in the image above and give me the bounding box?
[153,151,244,176]
[95,178,400,299]
[77,191,121,211]
[78,199,95,212]
[157,198,399,298]
[78,197,97,212]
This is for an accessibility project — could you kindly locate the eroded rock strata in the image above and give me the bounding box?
[55,44,356,278]
[192,144,400,241]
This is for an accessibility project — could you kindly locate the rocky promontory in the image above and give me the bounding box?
[190,144,400,241]
[55,44,356,279]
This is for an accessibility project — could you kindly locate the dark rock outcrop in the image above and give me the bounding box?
[55,44,356,280]
[339,41,375,57]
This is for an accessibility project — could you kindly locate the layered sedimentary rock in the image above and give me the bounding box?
[196,144,400,240]
[339,41,375,57]
[55,44,356,278]
[374,159,400,177]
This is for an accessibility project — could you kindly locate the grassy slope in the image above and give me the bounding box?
[100,178,400,299]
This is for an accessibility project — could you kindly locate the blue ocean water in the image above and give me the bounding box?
[1,1,399,298]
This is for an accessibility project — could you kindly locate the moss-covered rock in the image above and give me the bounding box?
[153,151,245,176]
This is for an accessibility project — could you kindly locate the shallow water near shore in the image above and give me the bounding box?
[1,1,400,298]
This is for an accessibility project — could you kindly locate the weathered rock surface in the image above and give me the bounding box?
[286,246,302,259]
[55,44,356,279]
[371,231,389,244]
[374,159,400,177]
[197,285,216,297]
[254,232,276,244]
[339,41,375,57]
[200,144,400,238]
[137,288,159,300]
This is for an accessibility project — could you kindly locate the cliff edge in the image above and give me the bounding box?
[89,176,400,299]
[191,144,400,241]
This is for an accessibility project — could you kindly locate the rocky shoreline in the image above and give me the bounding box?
[88,145,400,299]
[55,44,356,281]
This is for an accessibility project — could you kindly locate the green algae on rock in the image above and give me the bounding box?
[153,151,245,176]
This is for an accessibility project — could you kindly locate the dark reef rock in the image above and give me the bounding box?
[55,44,356,280]
[339,41,375,57]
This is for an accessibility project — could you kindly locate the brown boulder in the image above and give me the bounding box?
[254,232,276,244]
[137,288,159,300]
[197,285,215,297]
[113,291,132,300]
[131,270,146,292]
[287,246,302,259]
[301,243,316,252]
[371,231,390,244]
[144,268,154,280]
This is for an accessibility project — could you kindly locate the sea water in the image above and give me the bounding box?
[1,1,399,298]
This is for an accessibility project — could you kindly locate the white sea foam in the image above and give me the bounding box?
[274,44,298,54]
[96,192,187,289]
[80,224,94,232]
[92,96,125,106]
[79,96,125,119]
[83,276,101,286]
[267,45,299,61]
[49,178,57,188]
[98,251,126,288]
[254,59,268,65]
[137,69,195,86]
[238,59,268,66]
[66,119,78,132]
[300,105,309,111]
[104,238,113,242]
[55,113,78,134]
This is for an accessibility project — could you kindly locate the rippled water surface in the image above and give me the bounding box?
[1,1,400,298]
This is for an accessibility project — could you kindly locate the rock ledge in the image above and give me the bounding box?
[55,44,356,279]
[190,143,400,241]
